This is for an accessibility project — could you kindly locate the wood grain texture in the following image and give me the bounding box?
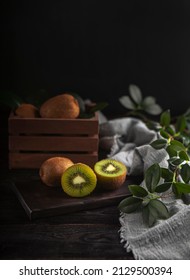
[0,172,136,260]
[8,113,99,168]
[0,223,134,260]
[9,135,98,151]
[9,152,98,169]
[9,176,136,220]
[9,112,99,135]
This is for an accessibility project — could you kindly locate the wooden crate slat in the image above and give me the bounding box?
[9,135,98,152]
[9,114,99,135]
[9,152,98,169]
[8,112,99,169]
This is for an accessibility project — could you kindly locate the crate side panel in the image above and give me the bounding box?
[9,116,99,135]
[9,135,98,152]
[9,152,98,169]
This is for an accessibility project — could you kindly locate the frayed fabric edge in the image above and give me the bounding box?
[119,214,144,260]
[119,227,144,260]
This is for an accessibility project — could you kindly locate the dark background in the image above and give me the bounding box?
[1,0,190,116]
[1,1,190,260]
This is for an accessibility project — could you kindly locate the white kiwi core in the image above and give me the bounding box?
[106,164,116,172]
[73,175,86,185]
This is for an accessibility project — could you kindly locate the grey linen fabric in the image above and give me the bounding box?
[99,116,190,260]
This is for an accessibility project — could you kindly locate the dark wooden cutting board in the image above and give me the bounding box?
[10,176,142,220]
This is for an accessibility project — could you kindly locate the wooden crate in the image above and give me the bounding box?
[8,113,99,169]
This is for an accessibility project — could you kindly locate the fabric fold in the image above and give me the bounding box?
[99,116,190,260]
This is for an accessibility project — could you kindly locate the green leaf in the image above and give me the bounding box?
[179,150,189,161]
[170,140,186,152]
[149,199,169,219]
[142,204,156,227]
[128,84,142,104]
[165,126,175,136]
[128,185,148,198]
[144,104,162,115]
[166,145,177,157]
[169,157,185,166]
[172,183,181,197]
[142,199,169,227]
[181,134,190,147]
[161,168,174,182]
[145,163,161,192]
[160,110,171,127]
[88,102,108,113]
[181,164,190,183]
[150,139,167,150]
[119,95,136,110]
[142,96,156,107]
[146,120,161,131]
[143,199,169,227]
[173,182,190,194]
[155,182,172,193]
[176,115,187,133]
[118,196,142,213]
[160,129,170,139]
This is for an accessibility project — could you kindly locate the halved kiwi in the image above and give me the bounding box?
[61,163,97,197]
[94,158,127,190]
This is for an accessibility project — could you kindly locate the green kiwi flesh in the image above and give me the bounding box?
[94,159,127,190]
[61,163,97,197]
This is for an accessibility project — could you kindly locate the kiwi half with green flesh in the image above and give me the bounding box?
[94,159,127,190]
[61,163,97,197]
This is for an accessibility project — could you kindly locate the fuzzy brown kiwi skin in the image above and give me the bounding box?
[15,103,39,118]
[40,93,80,119]
[95,172,127,190]
[39,157,74,187]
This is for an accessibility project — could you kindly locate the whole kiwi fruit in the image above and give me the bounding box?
[15,103,39,118]
[39,157,74,187]
[61,163,97,197]
[94,158,127,190]
[40,93,80,119]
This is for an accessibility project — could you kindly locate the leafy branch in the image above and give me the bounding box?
[119,163,170,227]
[118,87,190,227]
[119,84,162,121]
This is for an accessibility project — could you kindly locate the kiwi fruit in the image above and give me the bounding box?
[39,157,74,187]
[94,159,127,190]
[40,93,80,119]
[15,103,39,118]
[61,163,97,197]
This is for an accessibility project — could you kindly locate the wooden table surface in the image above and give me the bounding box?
[0,109,136,260]
[0,167,137,260]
